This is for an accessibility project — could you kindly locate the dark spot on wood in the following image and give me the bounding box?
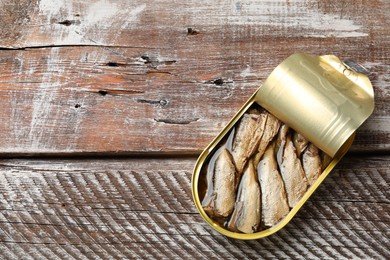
[106,62,119,67]
[104,62,128,67]
[98,90,108,96]
[137,99,159,105]
[154,118,199,125]
[136,99,169,107]
[159,99,169,106]
[93,89,144,96]
[61,203,66,207]
[187,27,199,35]
[58,20,76,26]
[141,55,151,64]
[213,78,224,85]
[75,104,81,108]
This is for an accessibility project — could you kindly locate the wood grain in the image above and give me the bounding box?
[0,0,388,258]
[0,156,388,259]
[0,0,389,155]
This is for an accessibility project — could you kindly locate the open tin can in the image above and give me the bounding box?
[192,53,374,239]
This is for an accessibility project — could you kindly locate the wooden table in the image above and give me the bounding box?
[0,0,389,258]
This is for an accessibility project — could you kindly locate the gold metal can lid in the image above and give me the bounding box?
[255,53,374,157]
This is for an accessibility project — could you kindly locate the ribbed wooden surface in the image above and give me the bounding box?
[0,0,389,155]
[0,0,389,259]
[0,156,388,259]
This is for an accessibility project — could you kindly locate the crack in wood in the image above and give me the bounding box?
[204,78,234,86]
[0,44,160,50]
[154,118,199,125]
[187,28,200,35]
[104,61,128,67]
[88,89,145,96]
[57,20,79,26]
[140,55,177,66]
[146,70,172,75]
[136,99,168,106]
[98,90,108,96]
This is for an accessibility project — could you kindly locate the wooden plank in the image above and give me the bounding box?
[0,156,388,259]
[1,0,389,48]
[0,47,388,155]
[0,0,389,155]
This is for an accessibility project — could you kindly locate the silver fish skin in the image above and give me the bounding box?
[254,112,281,166]
[232,113,267,174]
[202,147,237,218]
[302,143,322,186]
[258,142,289,227]
[277,126,308,208]
[293,131,308,158]
[275,124,289,156]
[227,161,261,234]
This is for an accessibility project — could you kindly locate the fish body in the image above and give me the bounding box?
[227,161,261,233]
[277,125,308,208]
[232,113,267,174]
[258,142,289,227]
[293,132,308,158]
[254,112,281,165]
[202,147,238,218]
[302,143,322,186]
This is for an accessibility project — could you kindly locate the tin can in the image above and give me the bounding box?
[191,53,374,240]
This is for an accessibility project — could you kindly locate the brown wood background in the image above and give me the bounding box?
[0,0,389,259]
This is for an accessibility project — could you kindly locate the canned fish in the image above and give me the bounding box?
[192,53,374,239]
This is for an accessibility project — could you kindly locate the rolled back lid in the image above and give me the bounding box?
[255,53,374,157]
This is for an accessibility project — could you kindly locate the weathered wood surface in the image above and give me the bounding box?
[0,0,389,259]
[0,0,389,155]
[0,156,388,259]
